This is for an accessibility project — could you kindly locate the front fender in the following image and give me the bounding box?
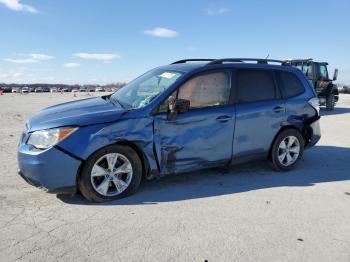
[57,117,159,174]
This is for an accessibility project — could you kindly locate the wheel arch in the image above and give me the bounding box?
[113,139,151,180]
[268,124,309,159]
[75,139,152,191]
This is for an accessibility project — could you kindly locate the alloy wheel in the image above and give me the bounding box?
[90,153,133,197]
[277,136,300,166]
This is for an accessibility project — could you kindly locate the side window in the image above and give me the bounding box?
[177,71,231,109]
[236,70,276,103]
[319,65,328,80]
[277,71,305,98]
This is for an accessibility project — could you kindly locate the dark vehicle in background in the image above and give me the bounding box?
[18,58,321,202]
[340,85,350,94]
[79,87,87,92]
[34,87,44,93]
[86,87,95,92]
[284,59,339,110]
[1,86,12,93]
[60,88,70,92]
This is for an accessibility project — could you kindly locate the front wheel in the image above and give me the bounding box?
[269,129,304,171]
[78,145,142,202]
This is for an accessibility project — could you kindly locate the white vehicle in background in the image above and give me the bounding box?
[71,88,79,93]
[95,87,104,92]
[12,87,20,93]
[79,87,87,92]
[50,87,58,93]
[21,87,29,94]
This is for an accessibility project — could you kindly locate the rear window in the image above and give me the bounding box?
[236,70,276,103]
[277,71,305,98]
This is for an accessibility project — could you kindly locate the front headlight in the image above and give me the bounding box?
[27,127,77,150]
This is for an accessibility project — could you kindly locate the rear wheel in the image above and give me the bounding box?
[78,145,142,202]
[269,129,304,171]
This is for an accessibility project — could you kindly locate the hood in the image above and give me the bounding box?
[27,96,127,131]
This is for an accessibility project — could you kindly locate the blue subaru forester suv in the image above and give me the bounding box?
[18,58,321,201]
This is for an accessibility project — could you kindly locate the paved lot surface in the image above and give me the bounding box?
[0,92,349,262]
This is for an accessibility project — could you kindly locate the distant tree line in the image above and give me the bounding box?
[0,82,126,89]
[0,82,126,92]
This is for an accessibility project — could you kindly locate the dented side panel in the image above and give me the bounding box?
[154,106,236,175]
[58,116,159,174]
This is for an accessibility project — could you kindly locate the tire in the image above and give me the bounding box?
[78,145,142,202]
[326,92,335,111]
[269,129,304,171]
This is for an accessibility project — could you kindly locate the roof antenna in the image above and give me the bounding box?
[265,54,270,59]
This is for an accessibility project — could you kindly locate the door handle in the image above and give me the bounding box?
[273,106,285,113]
[216,115,232,122]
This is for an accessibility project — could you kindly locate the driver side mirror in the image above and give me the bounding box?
[167,98,190,121]
[333,69,338,81]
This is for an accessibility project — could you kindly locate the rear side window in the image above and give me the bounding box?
[236,70,276,103]
[277,71,305,98]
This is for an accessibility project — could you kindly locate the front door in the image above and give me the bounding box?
[153,70,235,175]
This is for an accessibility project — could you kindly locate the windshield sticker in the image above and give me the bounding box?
[159,72,177,79]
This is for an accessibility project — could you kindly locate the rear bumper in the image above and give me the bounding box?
[307,118,321,148]
[17,145,81,194]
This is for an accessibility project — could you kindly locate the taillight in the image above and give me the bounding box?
[319,81,329,89]
[308,97,320,115]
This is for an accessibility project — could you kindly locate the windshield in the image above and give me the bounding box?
[111,69,183,109]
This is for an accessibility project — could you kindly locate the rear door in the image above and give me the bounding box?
[232,69,286,160]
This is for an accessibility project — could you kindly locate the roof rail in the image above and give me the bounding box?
[171,59,215,64]
[283,58,313,64]
[208,58,284,65]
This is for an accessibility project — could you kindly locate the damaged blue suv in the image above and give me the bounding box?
[18,58,321,201]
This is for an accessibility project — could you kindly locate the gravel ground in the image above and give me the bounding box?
[0,92,349,262]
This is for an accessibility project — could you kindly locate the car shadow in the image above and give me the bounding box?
[57,145,350,205]
[320,107,350,116]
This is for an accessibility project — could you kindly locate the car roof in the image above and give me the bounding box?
[158,61,302,75]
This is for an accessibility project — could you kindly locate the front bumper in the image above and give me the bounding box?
[17,143,81,193]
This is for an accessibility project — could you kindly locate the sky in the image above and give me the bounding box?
[0,0,349,85]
